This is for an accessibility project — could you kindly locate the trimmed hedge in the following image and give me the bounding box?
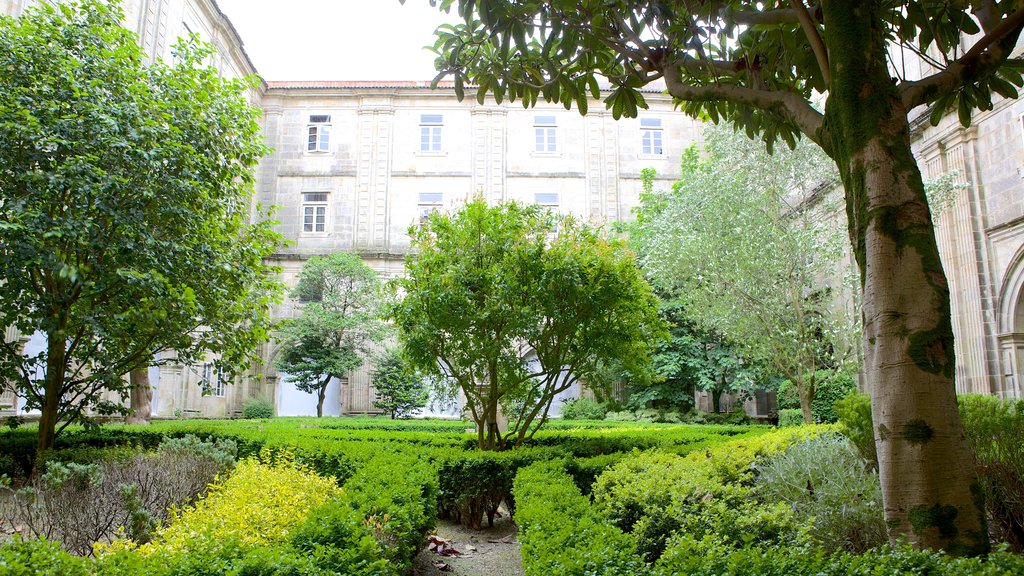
[2,449,437,576]
[513,461,649,576]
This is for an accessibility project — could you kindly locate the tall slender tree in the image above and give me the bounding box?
[411,0,1024,552]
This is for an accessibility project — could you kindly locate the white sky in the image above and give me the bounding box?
[215,0,458,81]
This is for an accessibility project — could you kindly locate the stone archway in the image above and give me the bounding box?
[996,246,1024,399]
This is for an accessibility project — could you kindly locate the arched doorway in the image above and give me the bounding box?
[997,246,1024,399]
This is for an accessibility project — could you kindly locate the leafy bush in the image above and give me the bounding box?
[835,392,877,469]
[811,371,856,423]
[130,449,340,557]
[653,538,1024,576]
[755,433,886,552]
[241,396,275,419]
[591,426,827,560]
[0,435,236,555]
[559,397,608,420]
[959,394,1024,551]
[514,461,649,576]
[778,409,803,427]
[777,370,856,423]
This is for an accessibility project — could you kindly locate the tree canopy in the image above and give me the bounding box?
[371,348,430,419]
[411,0,1024,551]
[393,197,665,450]
[0,0,283,452]
[274,252,388,417]
[632,126,855,423]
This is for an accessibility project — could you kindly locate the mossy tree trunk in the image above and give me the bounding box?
[821,1,986,554]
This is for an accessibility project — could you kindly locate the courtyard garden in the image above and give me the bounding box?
[1,394,1023,575]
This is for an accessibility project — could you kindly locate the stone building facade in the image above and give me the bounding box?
[253,81,701,416]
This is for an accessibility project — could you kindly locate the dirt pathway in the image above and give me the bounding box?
[414,513,523,576]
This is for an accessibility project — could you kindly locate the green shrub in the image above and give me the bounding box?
[778,409,804,427]
[591,426,827,560]
[653,538,1024,576]
[241,397,275,419]
[755,433,886,552]
[777,370,855,423]
[835,392,876,469]
[605,410,637,421]
[559,397,608,420]
[0,537,91,576]
[959,394,1024,551]
[776,379,800,410]
[811,371,856,423]
[514,461,649,576]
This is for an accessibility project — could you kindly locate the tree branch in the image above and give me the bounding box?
[789,0,830,85]
[661,61,825,143]
[900,6,1024,110]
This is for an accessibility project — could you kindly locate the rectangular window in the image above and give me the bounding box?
[420,114,443,152]
[418,192,443,225]
[201,363,225,398]
[640,118,663,155]
[535,192,560,208]
[534,115,557,153]
[302,193,328,233]
[307,114,331,152]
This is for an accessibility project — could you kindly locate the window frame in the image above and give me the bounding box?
[419,114,444,153]
[200,363,225,398]
[301,192,330,235]
[307,114,332,153]
[417,192,444,225]
[639,117,664,156]
[533,115,558,154]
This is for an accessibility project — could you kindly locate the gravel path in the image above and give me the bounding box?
[414,512,523,576]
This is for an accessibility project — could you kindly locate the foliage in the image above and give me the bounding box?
[958,394,1024,551]
[631,127,851,423]
[0,0,283,451]
[513,461,649,576]
[632,300,756,413]
[590,426,826,560]
[418,0,1024,550]
[778,409,804,428]
[394,196,665,449]
[371,348,429,419]
[652,538,1024,576]
[241,397,275,420]
[0,435,236,555]
[755,433,886,552]
[778,370,857,423]
[275,252,388,417]
[835,393,878,470]
[559,397,608,421]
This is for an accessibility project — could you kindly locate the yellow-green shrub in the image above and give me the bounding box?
[99,449,340,559]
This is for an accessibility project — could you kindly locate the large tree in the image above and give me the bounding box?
[0,1,283,452]
[412,0,1024,552]
[632,126,852,423]
[393,197,664,450]
[274,252,387,417]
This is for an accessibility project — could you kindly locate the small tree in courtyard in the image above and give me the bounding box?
[372,348,429,419]
[0,1,283,453]
[275,252,387,417]
[393,197,665,450]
